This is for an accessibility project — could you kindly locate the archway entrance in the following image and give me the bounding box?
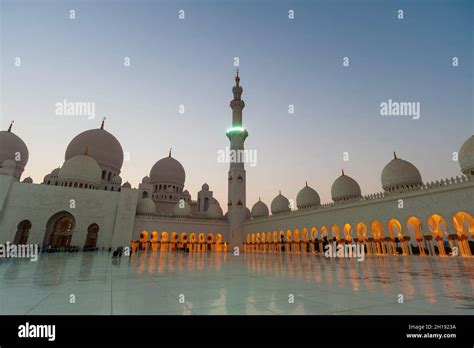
[44,212,75,247]
[139,231,149,250]
[84,224,99,249]
[14,220,32,245]
[207,234,214,251]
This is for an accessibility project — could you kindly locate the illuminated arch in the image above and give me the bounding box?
[319,226,329,239]
[387,219,403,239]
[198,233,205,242]
[302,228,308,241]
[207,233,214,252]
[452,211,474,237]
[310,227,318,240]
[370,220,384,239]
[355,222,367,240]
[343,224,352,241]
[330,225,340,241]
[427,214,448,239]
[406,217,423,240]
[293,229,300,242]
[139,231,149,243]
[286,229,292,241]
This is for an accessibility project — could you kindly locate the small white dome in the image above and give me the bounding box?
[136,197,156,215]
[296,183,320,209]
[122,182,131,189]
[201,183,209,191]
[381,153,422,191]
[58,155,102,187]
[173,199,191,217]
[142,176,151,184]
[459,135,474,176]
[150,154,185,186]
[331,170,362,202]
[251,199,269,218]
[43,174,51,183]
[22,177,33,183]
[271,192,291,214]
[207,204,223,218]
[112,175,122,185]
[2,159,17,169]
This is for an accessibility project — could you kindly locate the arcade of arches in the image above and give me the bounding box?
[133,231,229,252]
[244,212,474,257]
[14,212,101,249]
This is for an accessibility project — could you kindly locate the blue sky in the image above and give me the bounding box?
[1,0,472,208]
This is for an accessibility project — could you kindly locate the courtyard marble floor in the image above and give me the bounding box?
[0,251,473,315]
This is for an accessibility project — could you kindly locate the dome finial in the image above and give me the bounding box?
[100,117,106,130]
[305,181,308,187]
[258,196,261,201]
[393,151,398,159]
[279,190,281,195]
[7,120,14,132]
[342,169,345,176]
[169,147,172,158]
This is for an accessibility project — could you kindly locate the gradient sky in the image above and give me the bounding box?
[1,0,473,210]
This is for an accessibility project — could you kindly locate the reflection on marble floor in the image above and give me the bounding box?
[0,251,473,315]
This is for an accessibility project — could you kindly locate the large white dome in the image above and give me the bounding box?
[251,198,269,218]
[296,183,320,209]
[58,155,102,187]
[459,135,474,176]
[136,197,156,215]
[381,153,422,191]
[65,127,123,171]
[331,171,362,202]
[0,129,29,177]
[271,192,291,214]
[150,154,185,186]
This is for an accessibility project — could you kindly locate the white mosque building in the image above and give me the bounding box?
[0,72,473,257]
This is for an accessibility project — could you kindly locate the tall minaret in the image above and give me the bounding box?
[226,70,248,249]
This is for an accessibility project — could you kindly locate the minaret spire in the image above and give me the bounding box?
[7,120,14,132]
[230,70,245,128]
[235,69,240,87]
